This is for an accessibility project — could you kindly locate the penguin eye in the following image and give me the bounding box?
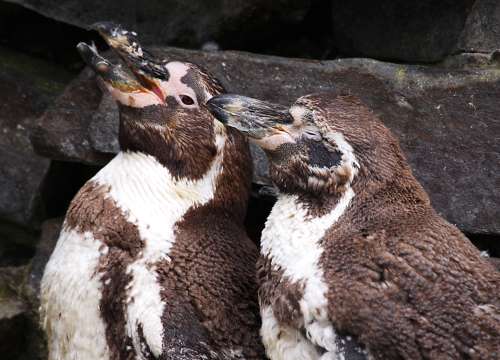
[180,95,195,106]
[303,126,322,141]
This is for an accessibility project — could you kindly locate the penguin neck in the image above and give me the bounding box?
[95,149,225,223]
[118,112,219,181]
[274,182,352,219]
[261,186,355,279]
[113,117,252,223]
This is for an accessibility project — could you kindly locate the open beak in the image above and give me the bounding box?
[206,94,293,140]
[76,42,146,94]
[91,21,166,100]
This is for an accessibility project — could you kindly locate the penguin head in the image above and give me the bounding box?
[77,22,229,180]
[208,92,404,196]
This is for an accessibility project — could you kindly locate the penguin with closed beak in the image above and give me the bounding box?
[207,92,500,360]
[40,23,265,360]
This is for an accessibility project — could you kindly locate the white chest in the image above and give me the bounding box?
[261,189,354,285]
[259,189,354,359]
[41,229,111,360]
[93,151,223,256]
[41,149,224,359]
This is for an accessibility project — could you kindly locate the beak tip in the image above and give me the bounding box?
[76,42,87,51]
[91,21,121,37]
[76,42,93,59]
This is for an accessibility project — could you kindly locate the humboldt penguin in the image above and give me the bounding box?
[207,92,500,360]
[40,23,265,360]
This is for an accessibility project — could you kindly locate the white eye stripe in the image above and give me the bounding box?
[325,132,359,180]
[289,105,309,125]
[159,62,199,108]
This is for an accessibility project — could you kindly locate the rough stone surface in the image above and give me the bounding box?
[331,0,476,63]
[0,46,70,245]
[0,266,29,360]
[458,0,500,53]
[330,0,500,63]
[31,68,110,165]
[5,0,310,48]
[0,264,45,360]
[0,218,62,360]
[32,47,500,235]
[5,0,500,63]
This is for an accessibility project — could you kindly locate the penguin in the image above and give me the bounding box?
[206,92,500,360]
[40,23,265,360]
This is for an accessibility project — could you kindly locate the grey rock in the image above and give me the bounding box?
[5,0,310,47]
[88,94,119,155]
[0,46,70,242]
[458,0,500,53]
[32,47,500,235]
[0,218,62,359]
[330,0,500,63]
[0,264,45,360]
[439,52,500,69]
[31,68,112,165]
[201,41,221,52]
[0,266,29,360]
[331,0,475,63]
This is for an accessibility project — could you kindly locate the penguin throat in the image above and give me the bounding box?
[118,117,220,182]
[99,150,225,213]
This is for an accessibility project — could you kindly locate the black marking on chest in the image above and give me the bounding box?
[307,140,342,168]
[333,334,368,360]
[65,180,142,360]
[137,324,155,360]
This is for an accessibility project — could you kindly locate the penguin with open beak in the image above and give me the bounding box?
[41,23,265,360]
[207,92,500,360]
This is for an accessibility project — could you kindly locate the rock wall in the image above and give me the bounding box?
[0,1,499,358]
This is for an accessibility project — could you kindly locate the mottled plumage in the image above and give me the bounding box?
[208,92,500,360]
[41,23,264,360]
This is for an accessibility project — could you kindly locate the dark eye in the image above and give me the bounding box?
[180,95,195,106]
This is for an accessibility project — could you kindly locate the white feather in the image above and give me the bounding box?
[260,306,320,360]
[41,129,225,359]
[260,187,354,359]
[41,230,111,360]
[95,140,225,357]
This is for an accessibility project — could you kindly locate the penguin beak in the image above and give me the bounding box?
[77,42,165,107]
[207,94,293,140]
[76,42,146,93]
[91,21,167,101]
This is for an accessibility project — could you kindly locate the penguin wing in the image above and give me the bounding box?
[134,294,226,360]
[331,333,369,360]
[324,222,500,359]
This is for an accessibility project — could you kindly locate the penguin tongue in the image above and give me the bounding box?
[133,71,164,100]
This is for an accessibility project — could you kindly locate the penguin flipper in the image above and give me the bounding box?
[140,295,227,360]
[330,334,369,360]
